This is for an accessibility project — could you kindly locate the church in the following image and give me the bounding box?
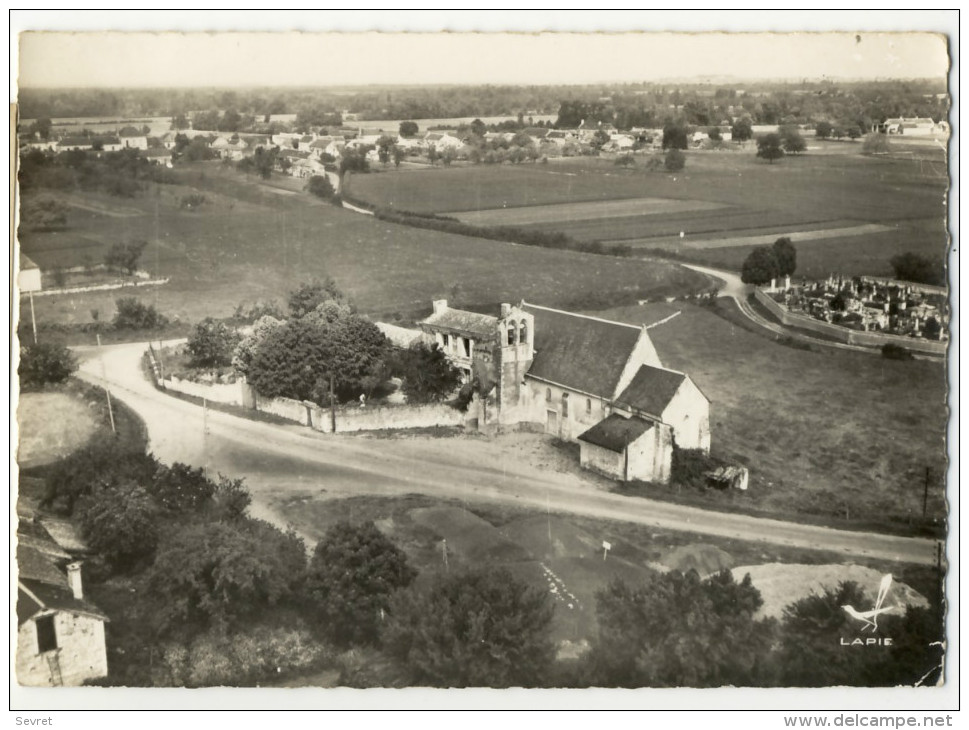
[419,300,710,484]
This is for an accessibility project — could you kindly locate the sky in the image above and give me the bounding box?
[12,10,955,89]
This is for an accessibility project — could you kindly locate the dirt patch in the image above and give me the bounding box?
[657,543,735,576]
[731,563,929,620]
[500,515,600,561]
[17,392,98,468]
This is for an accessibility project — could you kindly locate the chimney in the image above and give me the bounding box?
[500,303,511,318]
[432,299,448,315]
[67,562,83,600]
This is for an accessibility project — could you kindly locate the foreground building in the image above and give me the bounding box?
[16,518,108,686]
[419,300,710,483]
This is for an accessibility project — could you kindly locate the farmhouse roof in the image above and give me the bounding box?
[577,414,655,453]
[523,127,549,138]
[614,365,688,419]
[299,135,315,143]
[420,306,498,340]
[281,149,311,159]
[309,138,332,149]
[522,303,645,399]
[58,137,93,147]
[376,322,424,348]
[143,148,172,158]
[119,127,143,137]
[18,578,108,624]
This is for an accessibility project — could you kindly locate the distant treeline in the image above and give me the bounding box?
[20,79,948,133]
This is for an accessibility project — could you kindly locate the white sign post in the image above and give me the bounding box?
[602,540,612,561]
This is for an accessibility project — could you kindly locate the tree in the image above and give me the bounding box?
[731,117,753,142]
[399,121,419,138]
[775,582,944,687]
[113,297,167,330]
[251,146,277,179]
[391,342,463,403]
[247,315,389,403]
[815,121,833,140]
[707,126,723,142]
[741,246,781,285]
[29,117,52,140]
[104,239,148,274]
[231,314,283,377]
[889,252,944,286]
[339,148,370,176]
[41,434,158,515]
[392,145,406,169]
[78,481,161,571]
[187,318,241,368]
[376,135,396,164]
[20,195,68,229]
[588,570,772,688]
[756,133,785,164]
[148,462,215,513]
[287,278,345,318]
[383,567,556,687]
[780,127,806,154]
[18,342,77,388]
[306,174,335,200]
[662,120,689,150]
[664,148,686,172]
[149,519,306,634]
[772,237,797,277]
[305,521,416,648]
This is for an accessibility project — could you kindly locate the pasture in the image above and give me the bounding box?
[18,164,712,335]
[350,146,949,277]
[596,300,948,533]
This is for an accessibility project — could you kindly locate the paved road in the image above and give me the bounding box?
[72,341,938,565]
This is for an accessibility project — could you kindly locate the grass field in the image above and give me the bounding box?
[350,147,949,277]
[594,300,948,532]
[18,164,712,336]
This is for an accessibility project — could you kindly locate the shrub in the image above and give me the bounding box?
[306,175,335,200]
[113,297,168,330]
[179,193,206,210]
[664,148,686,172]
[881,343,914,360]
[18,342,77,388]
[104,239,148,274]
[77,481,161,571]
[671,447,719,489]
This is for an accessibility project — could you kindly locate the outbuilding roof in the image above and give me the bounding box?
[577,414,655,453]
[523,303,646,399]
[614,364,687,419]
[420,307,498,340]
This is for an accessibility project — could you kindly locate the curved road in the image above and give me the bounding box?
[73,341,937,565]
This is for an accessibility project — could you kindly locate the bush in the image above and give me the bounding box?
[179,193,206,210]
[889,252,944,287]
[77,482,161,572]
[671,447,719,489]
[18,342,77,388]
[104,239,148,274]
[306,175,335,200]
[113,297,168,330]
[664,148,686,172]
[881,343,914,360]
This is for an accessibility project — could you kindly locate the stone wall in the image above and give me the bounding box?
[753,288,947,355]
[161,375,244,406]
[17,613,108,687]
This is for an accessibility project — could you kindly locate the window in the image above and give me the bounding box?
[36,615,57,654]
[507,321,517,345]
[586,398,592,415]
[462,337,471,357]
[545,388,552,402]
[442,334,450,349]
[562,392,569,417]
[519,321,528,345]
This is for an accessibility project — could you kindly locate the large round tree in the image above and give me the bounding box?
[305,521,416,648]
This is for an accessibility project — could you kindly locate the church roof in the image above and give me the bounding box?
[523,303,645,399]
[577,414,655,453]
[614,364,687,419]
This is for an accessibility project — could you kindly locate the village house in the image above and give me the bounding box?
[419,300,710,484]
[423,131,465,152]
[875,117,947,137]
[118,127,149,150]
[16,518,108,686]
[211,135,249,160]
[143,147,174,167]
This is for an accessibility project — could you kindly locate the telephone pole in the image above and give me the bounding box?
[96,334,115,433]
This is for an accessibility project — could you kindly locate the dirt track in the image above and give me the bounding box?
[72,341,939,565]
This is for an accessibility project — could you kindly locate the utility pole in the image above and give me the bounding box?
[96,334,115,433]
[202,397,209,477]
[547,491,552,546]
[442,539,449,572]
[28,291,37,344]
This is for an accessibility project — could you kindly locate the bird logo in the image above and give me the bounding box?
[842,574,896,632]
